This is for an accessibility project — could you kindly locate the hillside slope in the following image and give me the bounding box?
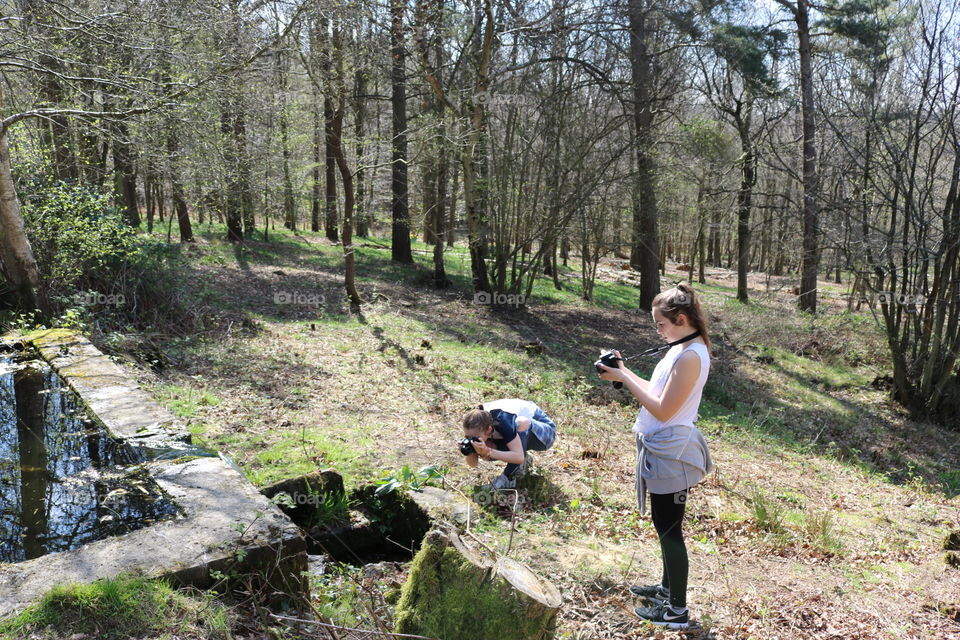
[122,226,960,639]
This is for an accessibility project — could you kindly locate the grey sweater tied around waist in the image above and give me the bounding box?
[635,424,714,515]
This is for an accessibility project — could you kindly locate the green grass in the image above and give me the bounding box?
[197,426,370,488]
[0,574,231,640]
[803,509,844,554]
[939,470,960,498]
[153,384,220,419]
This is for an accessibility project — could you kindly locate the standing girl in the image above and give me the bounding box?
[597,282,714,630]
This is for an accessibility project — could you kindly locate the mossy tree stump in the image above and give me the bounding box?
[394,525,562,640]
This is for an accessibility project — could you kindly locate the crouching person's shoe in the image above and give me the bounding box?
[634,601,690,630]
[490,473,517,490]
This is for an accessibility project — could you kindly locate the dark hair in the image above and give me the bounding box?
[652,282,711,352]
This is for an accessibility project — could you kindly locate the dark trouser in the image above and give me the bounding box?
[649,489,689,608]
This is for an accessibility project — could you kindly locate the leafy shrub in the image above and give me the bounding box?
[10,179,200,340]
[20,181,139,293]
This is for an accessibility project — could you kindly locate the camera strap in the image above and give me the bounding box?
[622,330,701,363]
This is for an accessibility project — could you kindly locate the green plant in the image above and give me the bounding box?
[308,563,363,627]
[312,491,353,528]
[749,487,786,534]
[375,464,445,496]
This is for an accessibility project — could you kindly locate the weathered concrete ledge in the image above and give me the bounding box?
[0,330,307,618]
[16,328,190,450]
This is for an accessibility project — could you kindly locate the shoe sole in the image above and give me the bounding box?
[649,620,690,630]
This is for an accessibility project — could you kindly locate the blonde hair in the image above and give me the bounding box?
[652,282,711,352]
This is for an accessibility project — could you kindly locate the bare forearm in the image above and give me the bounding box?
[488,448,524,465]
[622,368,650,393]
[621,375,666,420]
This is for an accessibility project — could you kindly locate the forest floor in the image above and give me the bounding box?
[9,223,959,639]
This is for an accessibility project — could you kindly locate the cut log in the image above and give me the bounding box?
[394,524,562,640]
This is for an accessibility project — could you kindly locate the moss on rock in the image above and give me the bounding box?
[394,526,560,640]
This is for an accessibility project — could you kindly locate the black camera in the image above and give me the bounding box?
[459,436,481,456]
[595,350,624,389]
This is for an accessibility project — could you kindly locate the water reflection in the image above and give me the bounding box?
[0,357,179,563]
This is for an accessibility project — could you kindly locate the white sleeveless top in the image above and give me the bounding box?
[482,398,537,419]
[633,341,710,435]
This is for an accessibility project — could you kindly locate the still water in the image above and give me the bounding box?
[0,354,179,563]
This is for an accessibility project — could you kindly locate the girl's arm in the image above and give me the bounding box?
[486,435,525,465]
[620,366,651,393]
[601,350,701,422]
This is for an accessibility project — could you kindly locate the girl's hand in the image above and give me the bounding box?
[598,350,627,382]
[473,439,492,459]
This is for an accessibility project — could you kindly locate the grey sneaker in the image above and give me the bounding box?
[629,583,669,603]
[490,473,517,490]
[634,601,689,630]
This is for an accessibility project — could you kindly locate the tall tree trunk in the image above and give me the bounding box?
[735,96,756,303]
[354,64,369,238]
[0,122,46,314]
[447,155,458,247]
[428,0,448,288]
[311,84,322,233]
[278,48,296,232]
[391,0,413,263]
[627,0,661,310]
[329,25,361,308]
[221,102,243,243]
[321,16,339,242]
[112,120,140,226]
[237,108,255,239]
[167,129,194,243]
[432,120,449,287]
[795,0,820,312]
[144,167,155,233]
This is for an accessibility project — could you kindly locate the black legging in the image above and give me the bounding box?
[649,489,689,608]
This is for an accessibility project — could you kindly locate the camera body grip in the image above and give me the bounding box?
[595,351,624,389]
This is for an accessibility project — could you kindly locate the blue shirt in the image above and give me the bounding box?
[489,408,519,449]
